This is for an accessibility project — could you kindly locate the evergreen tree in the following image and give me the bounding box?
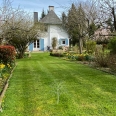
[62,12,67,27]
[67,3,79,46]
[40,9,46,19]
[66,3,87,53]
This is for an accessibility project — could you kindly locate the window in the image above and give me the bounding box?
[62,40,65,45]
[34,40,40,48]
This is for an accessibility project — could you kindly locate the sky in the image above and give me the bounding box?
[0,0,72,18]
[0,0,85,19]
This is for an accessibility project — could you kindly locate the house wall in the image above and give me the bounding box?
[46,24,69,50]
[29,24,69,51]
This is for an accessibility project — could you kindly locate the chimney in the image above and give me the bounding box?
[34,12,38,23]
[49,6,54,11]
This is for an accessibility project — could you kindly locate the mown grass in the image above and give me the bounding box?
[1,53,116,116]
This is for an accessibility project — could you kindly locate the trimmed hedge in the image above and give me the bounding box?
[0,45,16,65]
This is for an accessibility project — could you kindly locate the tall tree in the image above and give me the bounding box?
[0,0,44,58]
[0,0,14,44]
[62,12,67,27]
[84,0,98,37]
[66,3,88,54]
[40,9,46,19]
[2,11,44,58]
[66,3,79,46]
[97,0,116,31]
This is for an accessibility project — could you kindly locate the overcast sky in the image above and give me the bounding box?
[0,0,85,18]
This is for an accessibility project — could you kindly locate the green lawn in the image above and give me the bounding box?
[1,53,116,116]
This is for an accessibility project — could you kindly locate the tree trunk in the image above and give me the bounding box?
[112,7,116,31]
[79,38,83,54]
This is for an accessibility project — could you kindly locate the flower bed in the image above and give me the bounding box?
[66,53,94,61]
[0,63,16,112]
[0,63,15,93]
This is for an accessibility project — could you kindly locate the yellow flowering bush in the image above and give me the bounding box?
[0,63,12,79]
[0,64,5,69]
[66,53,92,61]
[0,63,5,79]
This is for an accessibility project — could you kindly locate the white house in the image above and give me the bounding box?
[29,6,69,51]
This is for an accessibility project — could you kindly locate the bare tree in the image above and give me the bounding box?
[2,11,44,58]
[97,0,116,31]
[0,0,44,58]
[84,0,98,37]
[0,0,20,43]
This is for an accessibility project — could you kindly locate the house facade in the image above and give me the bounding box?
[29,6,69,51]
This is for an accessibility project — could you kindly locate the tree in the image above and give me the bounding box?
[63,1,98,53]
[66,4,79,46]
[62,12,67,27]
[84,0,98,37]
[0,0,44,58]
[2,11,44,58]
[40,9,46,19]
[0,0,14,44]
[66,3,88,54]
[97,0,116,31]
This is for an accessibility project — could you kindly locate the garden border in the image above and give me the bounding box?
[0,65,16,112]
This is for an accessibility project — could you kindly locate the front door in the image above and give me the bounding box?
[33,39,40,51]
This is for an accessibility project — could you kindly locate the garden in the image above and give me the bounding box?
[0,45,16,110]
[0,52,115,115]
[50,37,116,75]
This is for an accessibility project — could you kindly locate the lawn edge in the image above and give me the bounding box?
[0,64,17,112]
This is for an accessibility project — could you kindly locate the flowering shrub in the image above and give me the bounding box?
[66,53,92,61]
[0,45,16,65]
[0,63,12,79]
[0,64,5,78]
[0,63,13,94]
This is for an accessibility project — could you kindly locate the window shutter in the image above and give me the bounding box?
[65,38,68,45]
[59,39,61,45]
[40,39,44,51]
[29,43,33,51]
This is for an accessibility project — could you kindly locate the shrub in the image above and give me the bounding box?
[108,54,116,73]
[108,37,116,54]
[0,45,16,65]
[95,51,110,67]
[52,37,57,49]
[86,40,96,54]
[72,44,79,53]
[50,52,64,57]
[77,54,85,61]
[59,46,63,50]
[66,53,92,61]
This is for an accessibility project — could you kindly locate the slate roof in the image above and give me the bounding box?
[40,10,62,25]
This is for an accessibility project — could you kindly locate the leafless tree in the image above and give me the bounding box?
[0,0,44,58]
[97,0,116,31]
